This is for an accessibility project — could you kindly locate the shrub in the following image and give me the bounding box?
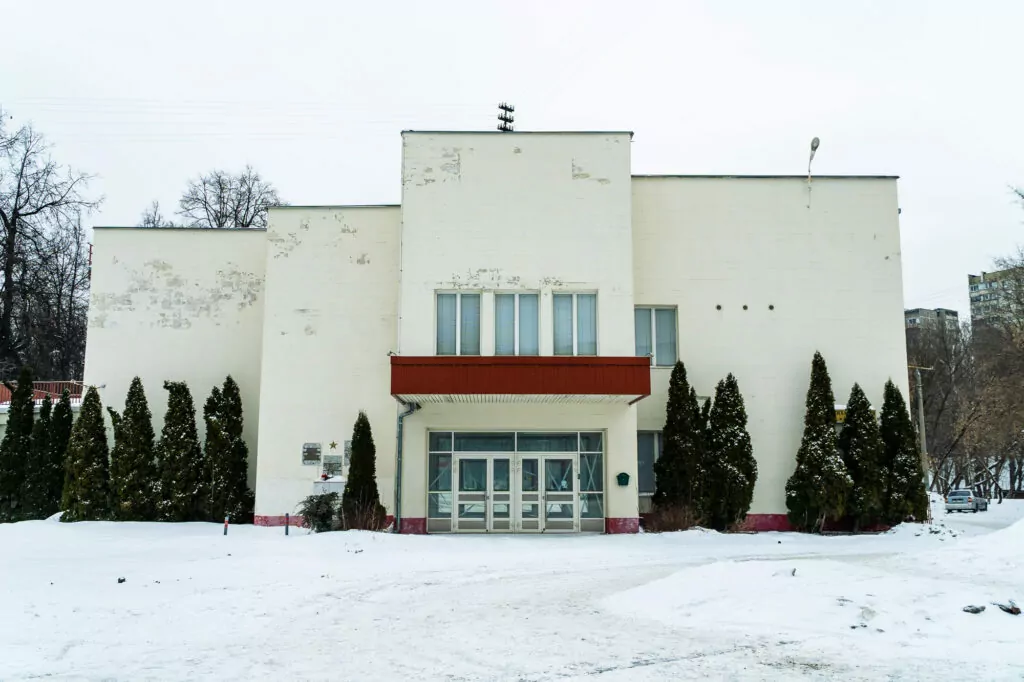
[643,503,700,532]
[108,377,159,521]
[786,352,852,532]
[0,366,34,521]
[704,373,757,530]
[652,361,706,518]
[341,411,387,531]
[61,386,112,522]
[298,492,339,533]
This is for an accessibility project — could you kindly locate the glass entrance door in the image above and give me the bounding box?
[543,457,577,532]
[515,455,578,533]
[453,456,512,532]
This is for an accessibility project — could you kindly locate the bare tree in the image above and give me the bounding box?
[173,166,282,229]
[137,200,176,228]
[0,124,99,376]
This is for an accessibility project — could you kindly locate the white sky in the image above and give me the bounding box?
[5,0,1022,317]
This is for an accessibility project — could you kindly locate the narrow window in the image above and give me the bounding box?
[554,293,597,356]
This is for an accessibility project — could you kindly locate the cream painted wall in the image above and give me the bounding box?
[632,176,909,515]
[401,403,639,521]
[398,132,635,357]
[254,206,401,518]
[84,228,267,483]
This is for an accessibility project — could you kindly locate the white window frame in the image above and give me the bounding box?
[635,306,678,367]
[553,292,598,356]
[494,292,539,356]
[435,291,482,356]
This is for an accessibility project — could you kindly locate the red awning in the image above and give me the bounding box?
[391,356,650,404]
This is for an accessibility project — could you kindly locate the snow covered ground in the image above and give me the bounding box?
[2,496,1023,681]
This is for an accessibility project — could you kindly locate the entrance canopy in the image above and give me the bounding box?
[391,356,650,405]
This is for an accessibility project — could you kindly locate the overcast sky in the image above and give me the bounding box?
[5,0,1022,316]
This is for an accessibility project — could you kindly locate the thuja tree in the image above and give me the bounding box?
[652,361,706,518]
[22,394,56,518]
[206,377,254,524]
[158,381,207,521]
[880,380,929,523]
[108,377,159,521]
[52,390,74,510]
[61,386,112,521]
[0,366,34,521]
[785,352,852,532]
[704,374,758,530]
[341,411,386,530]
[837,384,885,529]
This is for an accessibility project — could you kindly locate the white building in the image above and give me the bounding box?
[84,130,909,533]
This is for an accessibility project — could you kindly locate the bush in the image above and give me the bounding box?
[786,352,852,532]
[108,377,159,521]
[652,361,706,518]
[704,373,758,530]
[341,411,387,531]
[61,386,112,522]
[643,504,700,532]
[0,366,34,521]
[298,492,339,533]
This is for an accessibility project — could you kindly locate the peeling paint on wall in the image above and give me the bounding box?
[439,148,462,181]
[572,159,610,185]
[89,260,264,330]
[267,230,301,259]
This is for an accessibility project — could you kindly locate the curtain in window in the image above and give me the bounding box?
[655,308,677,366]
[495,294,515,355]
[460,294,480,355]
[577,294,597,355]
[436,294,456,355]
[553,294,573,355]
[634,308,652,358]
[518,294,539,355]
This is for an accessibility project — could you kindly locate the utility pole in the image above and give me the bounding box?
[909,364,933,520]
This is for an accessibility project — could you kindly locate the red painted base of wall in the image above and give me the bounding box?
[738,514,792,532]
[399,517,427,534]
[605,517,640,534]
[255,514,305,527]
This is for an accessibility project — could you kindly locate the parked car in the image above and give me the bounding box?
[945,489,988,513]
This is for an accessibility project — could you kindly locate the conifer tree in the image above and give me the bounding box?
[157,381,207,521]
[341,411,385,530]
[879,380,929,523]
[837,384,885,529]
[652,361,706,517]
[61,386,112,522]
[22,394,54,518]
[704,374,758,530]
[785,352,852,532]
[52,390,74,512]
[0,366,34,521]
[206,377,254,523]
[108,377,159,521]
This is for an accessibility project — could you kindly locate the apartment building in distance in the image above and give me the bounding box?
[83,129,909,533]
[904,308,959,331]
[969,271,1012,325]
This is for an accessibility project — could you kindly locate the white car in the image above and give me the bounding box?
[945,489,988,513]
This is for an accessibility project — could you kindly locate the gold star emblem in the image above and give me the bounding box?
[329,441,338,449]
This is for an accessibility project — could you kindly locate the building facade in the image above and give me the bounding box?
[904,308,959,331]
[968,270,1015,326]
[83,130,909,533]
